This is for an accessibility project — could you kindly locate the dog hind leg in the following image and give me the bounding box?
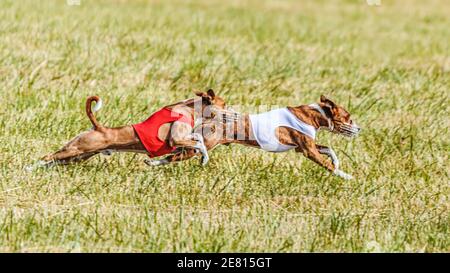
[41,129,111,165]
[145,148,198,166]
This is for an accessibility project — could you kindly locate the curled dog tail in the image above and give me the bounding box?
[86,96,104,130]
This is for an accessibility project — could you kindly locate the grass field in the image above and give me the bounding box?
[0,0,449,252]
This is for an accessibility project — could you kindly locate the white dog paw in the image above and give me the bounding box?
[334,169,353,180]
[24,160,48,172]
[144,159,168,166]
[25,164,35,172]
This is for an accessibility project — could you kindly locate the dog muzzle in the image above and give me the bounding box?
[335,122,361,137]
[215,107,241,123]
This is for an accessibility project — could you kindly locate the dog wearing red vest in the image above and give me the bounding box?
[33,89,226,168]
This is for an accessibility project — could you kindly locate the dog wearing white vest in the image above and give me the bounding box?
[146,95,361,180]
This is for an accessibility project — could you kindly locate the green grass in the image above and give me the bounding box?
[0,0,449,252]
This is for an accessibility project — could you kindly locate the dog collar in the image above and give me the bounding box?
[309,103,334,131]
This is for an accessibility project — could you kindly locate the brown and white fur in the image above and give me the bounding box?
[147,95,361,180]
[28,89,226,170]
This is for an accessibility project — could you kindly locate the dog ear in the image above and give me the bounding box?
[195,91,205,97]
[320,95,336,117]
[206,89,216,100]
[195,89,216,104]
[320,95,336,108]
[195,89,215,100]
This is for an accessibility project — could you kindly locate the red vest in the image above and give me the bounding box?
[132,107,194,158]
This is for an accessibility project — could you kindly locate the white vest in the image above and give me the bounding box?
[249,108,317,152]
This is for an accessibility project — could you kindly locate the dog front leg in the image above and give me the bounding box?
[191,133,209,165]
[170,122,209,165]
[296,147,352,180]
[170,133,208,165]
[316,144,339,170]
[297,147,334,172]
[316,145,353,179]
[148,123,221,167]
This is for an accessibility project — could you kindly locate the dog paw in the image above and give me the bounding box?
[144,159,168,166]
[144,159,157,166]
[25,164,35,172]
[334,169,353,180]
[101,149,113,156]
[201,154,209,166]
[24,160,48,172]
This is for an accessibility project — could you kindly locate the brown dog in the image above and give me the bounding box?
[28,89,226,169]
[147,95,360,180]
